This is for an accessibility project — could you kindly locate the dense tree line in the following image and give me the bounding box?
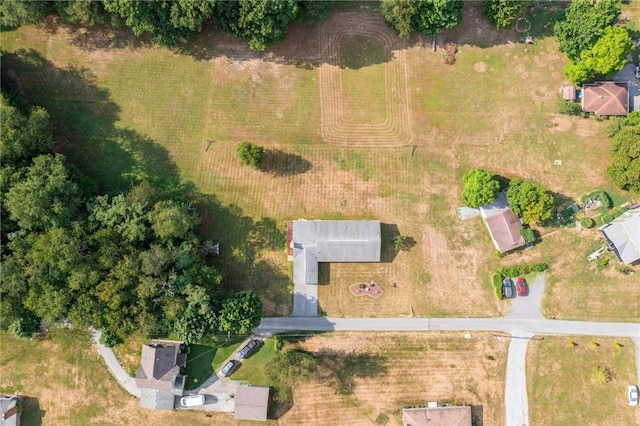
[0,0,335,51]
[0,91,262,343]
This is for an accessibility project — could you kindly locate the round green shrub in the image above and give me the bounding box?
[580,217,595,228]
[567,341,577,347]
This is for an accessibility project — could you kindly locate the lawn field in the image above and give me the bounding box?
[0,329,233,425]
[526,336,639,426]
[2,2,638,320]
[278,331,509,425]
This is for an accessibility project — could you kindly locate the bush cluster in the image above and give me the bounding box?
[496,263,549,278]
[580,217,595,228]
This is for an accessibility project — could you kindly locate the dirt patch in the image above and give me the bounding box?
[474,62,488,72]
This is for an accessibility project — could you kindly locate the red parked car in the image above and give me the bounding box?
[515,277,527,297]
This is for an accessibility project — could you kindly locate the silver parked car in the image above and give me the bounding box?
[628,385,638,406]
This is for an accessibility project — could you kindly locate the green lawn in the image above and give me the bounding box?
[2,1,639,321]
[527,336,638,425]
[232,338,278,386]
[183,337,244,389]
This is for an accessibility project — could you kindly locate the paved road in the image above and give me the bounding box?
[91,329,141,398]
[505,333,533,426]
[256,317,640,338]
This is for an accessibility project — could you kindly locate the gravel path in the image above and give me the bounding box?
[505,333,533,426]
[91,329,141,398]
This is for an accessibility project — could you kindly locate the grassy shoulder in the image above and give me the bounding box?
[526,335,638,426]
[231,338,278,386]
[0,329,232,425]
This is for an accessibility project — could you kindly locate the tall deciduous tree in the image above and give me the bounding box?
[237,141,264,169]
[4,154,82,231]
[214,0,298,51]
[266,349,317,401]
[0,0,51,28]
[461,168,500,208]
[482,0,524,29]
[103,0,215,46]
[607,125,640,193]
[554,0,621,62]
[381,0,418,38]
[217,291,263,334]
[1,94,52,167]
[506,178,555,224]
[382,0,463,37]
[564,26,633,85]
[148,200,200,242]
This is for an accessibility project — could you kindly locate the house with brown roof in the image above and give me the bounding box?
[582,82,629,116]
[135,340,187,410]
[402,405,472,426]
[234,385,270,422]
[479,192,525,253]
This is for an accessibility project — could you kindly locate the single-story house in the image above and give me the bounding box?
[402,404,472,426]
[136,340,187,410]
[234,385,270,422]
[582,82,629,116]
[0,394,21,426]
[479,193,525,254]
[599,207,640,265]
[287,220,381,285]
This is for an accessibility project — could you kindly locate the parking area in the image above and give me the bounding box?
[614,61,640,111]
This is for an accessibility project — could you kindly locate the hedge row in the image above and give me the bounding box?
[496,263,549,278]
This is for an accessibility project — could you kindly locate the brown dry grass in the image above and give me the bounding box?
[527,336,639,426]
[2,2,638,320]
[0,329,234,425]
[278,331,508,426]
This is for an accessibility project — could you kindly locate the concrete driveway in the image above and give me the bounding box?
[614,62,640,111]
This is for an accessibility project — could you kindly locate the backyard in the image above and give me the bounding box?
[0,329,231,425]
[1,1,638,323]
[277,331,509,425]
[526,336,639,426]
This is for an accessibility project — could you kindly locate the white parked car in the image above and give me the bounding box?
[180,394,205,407]
[628,385,639,406]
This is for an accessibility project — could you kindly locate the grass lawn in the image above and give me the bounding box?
[231,338,277,386]
[183,337,245,390]
[527,336,639,426]
[0,329,233,425]
[277,331,508,425]
[112,333,147,377]
[1,2,638,320]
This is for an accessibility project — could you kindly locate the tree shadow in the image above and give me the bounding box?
[261,149,312,176]
[195,195,292,315]
[1,48,180,193]
[22,396,45,426]
[471,404,484,426]
[380,223,400,263]
[492,174,511,193]
[268,391,294,420]
[315,349,387,395]
[541,191,577,228]
[183,343,216,390]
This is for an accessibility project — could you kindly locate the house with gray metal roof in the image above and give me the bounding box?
[287,220,381,316]
[0,394,21,426]
[288,220,381,285]
[600,207,640,265]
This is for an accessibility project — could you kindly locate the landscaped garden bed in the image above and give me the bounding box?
[349,281,384,298]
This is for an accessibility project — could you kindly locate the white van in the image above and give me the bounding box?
[180,394,205,407]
